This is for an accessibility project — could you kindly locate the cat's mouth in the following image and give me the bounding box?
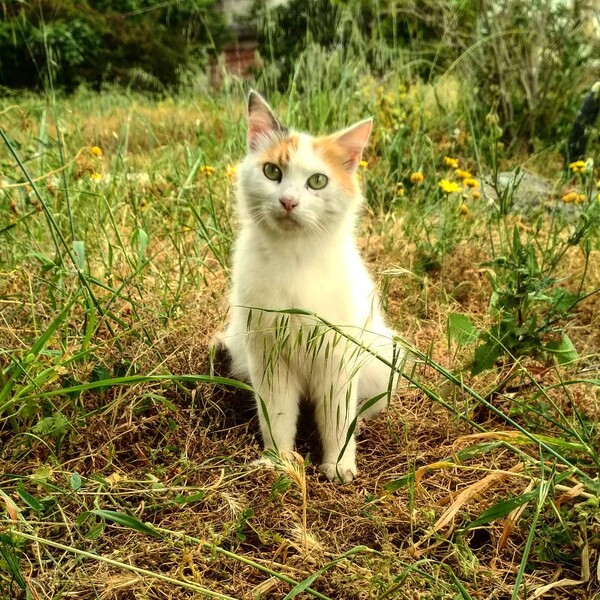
[273,212,303,230]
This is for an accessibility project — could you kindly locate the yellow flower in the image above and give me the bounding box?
[472,190,481,200]
[568,160,586,173]
[439,179,462,194]
[561,191,584,204]
[443,156,459,168]
[200,165,216,176]
[463,177,480,189]
[226,165,237,178]
[89,172,102,182]
[396,182,405,197]
[359,160,368,168]
[455,168,472,179]
[458,203,470,216]
[90,146,103,157]
[410,172,424,184]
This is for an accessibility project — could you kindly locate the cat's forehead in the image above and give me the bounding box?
[259,134,301,167]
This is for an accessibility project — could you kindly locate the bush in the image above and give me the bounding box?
[0,0,229,91]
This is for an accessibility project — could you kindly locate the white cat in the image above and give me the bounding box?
[218,91,402,483]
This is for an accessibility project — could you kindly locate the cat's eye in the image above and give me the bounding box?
[263,162,282,182]
[307,173,328,190]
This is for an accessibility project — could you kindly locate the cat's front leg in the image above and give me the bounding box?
[248,359,301,457]
[314,377,359,483]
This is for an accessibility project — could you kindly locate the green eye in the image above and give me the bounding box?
[307,173,328,190]
[263,162,282,181]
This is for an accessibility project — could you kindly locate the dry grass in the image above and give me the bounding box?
[1,91,599,600]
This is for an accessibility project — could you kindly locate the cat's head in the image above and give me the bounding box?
[237,90,372,236]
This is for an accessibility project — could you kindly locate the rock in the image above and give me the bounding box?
[481,171,581,217]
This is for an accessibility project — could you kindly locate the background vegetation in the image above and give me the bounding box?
[1,0,599,598]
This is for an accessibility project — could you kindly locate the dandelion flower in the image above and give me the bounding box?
[200,165,216,176]
[90,146,103,157]
[410,172,424,184]
[568,160,586,173]
[472,190,481,200]
[359,160,368,168]
[458,203,470,216]
[226,165,237,178]
[90,172,102,182]
[463,177,480,189]
[443,156,459,168]
[561,191,580,204]
[455,168,472,179]
[439,179,462,194]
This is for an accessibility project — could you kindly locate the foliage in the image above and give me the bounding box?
[253,0,597,148]
[447,138,600,375]
[0,0,229,90]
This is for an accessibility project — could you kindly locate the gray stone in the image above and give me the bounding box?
[481,171,580,217]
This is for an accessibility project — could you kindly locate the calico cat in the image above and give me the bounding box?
[216,91,402,483]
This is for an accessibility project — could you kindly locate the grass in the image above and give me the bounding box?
[1,40,600,600]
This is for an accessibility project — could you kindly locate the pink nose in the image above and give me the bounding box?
[280,196,298,212]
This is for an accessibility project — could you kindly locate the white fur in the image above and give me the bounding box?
[221,94,402,483]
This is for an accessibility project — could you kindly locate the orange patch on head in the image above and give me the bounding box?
[259,135,299,168]
[313,137,358,194]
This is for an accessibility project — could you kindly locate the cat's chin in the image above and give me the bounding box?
[270,214,305,232]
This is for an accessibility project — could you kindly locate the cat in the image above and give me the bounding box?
[215,90,402,483]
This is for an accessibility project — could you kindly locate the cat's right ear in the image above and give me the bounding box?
[247,90,285,151]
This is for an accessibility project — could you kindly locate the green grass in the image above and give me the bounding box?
[1,26,600,600]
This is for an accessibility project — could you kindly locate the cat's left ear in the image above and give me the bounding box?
[332,118,373,172]
[247,90,286,151]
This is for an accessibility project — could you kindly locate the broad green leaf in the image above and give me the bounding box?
[545,334,578,365]
[551,288,580,313]
[172,491,207,504]
[89,509,163,539]
[90,364,112,393]
[16,488,43,513]
[464,489,538,530]
[471,340,502,375]
[448,313,479,346]
[70,472,83,491]
[32,412,69,436]
[464,470,574,531]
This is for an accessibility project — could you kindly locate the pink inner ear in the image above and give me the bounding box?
[248,119,270,151]
[247,92,281,151]
[334,119,373,171]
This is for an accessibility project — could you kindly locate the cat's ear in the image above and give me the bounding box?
[331,118,373,172]
[247,90,285,151]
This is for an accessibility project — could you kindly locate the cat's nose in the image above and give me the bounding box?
[279,196,299,212]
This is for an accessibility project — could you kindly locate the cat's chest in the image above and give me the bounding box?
[234,235,361,316]
[246,252,340,304]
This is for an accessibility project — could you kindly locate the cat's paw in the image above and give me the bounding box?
[319,461,357,484]
[250,449,298,470]
[250,456,277,470]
